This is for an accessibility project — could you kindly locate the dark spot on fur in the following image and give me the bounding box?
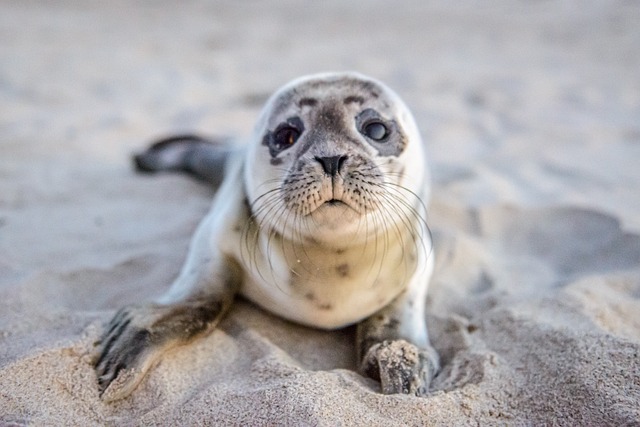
[335,248,346,255]
[384,317,400,330]
[336,263,350,277]
[467,324,479,333]
[305,235,320,245]
[304,292,315,301]
[316,302,333,311]
[299,97,318,107]
[344,95,365,105]
[270,157,283,166]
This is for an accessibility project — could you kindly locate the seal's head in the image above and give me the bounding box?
[245,72,429,247]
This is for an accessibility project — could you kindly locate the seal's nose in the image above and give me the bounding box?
[315,155,347,177]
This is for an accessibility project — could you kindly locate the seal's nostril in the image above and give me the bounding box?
[315,155,348,176]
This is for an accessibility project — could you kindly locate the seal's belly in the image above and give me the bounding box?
[239,274,403,329]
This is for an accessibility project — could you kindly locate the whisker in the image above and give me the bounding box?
[379,182,434,265]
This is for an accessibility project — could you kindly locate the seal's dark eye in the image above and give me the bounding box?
[273,126,301,150]
[264,116,304,157]
[363,122,388,141]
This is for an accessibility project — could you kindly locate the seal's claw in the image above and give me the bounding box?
[360,339,439,396]
[94,306,164,402]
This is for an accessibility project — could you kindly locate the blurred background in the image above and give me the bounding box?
[1,0,639,272]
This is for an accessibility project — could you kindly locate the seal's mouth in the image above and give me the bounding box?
[320,198,354,210]
[310,198,360,218]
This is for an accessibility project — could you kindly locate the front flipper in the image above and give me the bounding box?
[357,289,439,396]
[95,139,246,402]
[359,338,439,396]
[94,296,232,402]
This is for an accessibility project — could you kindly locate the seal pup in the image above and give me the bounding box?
[94,72,439,401]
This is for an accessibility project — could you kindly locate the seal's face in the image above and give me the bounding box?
[245,72,428,246]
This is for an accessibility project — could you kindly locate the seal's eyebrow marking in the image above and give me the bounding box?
[344,95,365,105]
[298,97,318,107]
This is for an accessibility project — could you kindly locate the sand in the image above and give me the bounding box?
[1,1,639,425]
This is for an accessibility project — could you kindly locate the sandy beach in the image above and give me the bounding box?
[1,1,639,425]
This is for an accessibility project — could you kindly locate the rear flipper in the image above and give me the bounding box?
[133,134,236,187]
